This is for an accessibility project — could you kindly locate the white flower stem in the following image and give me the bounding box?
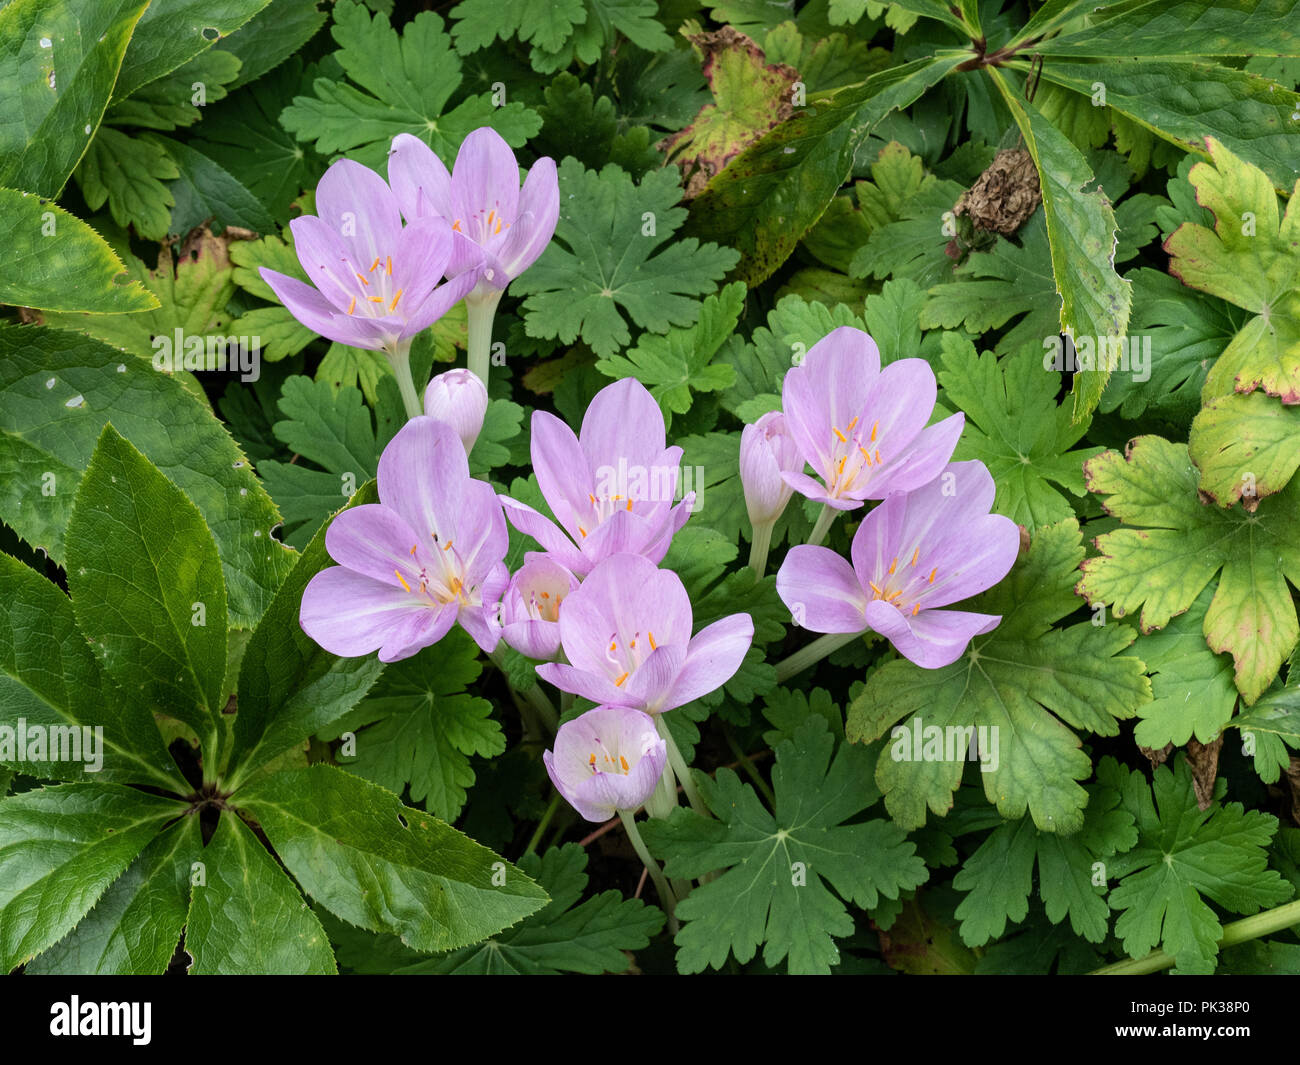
[619,808,679,934]
[748,520,773,580]
[806,503,838,547]
[465,289,503,386]
[385,338,422,421]
[774,631,862,683]
[656,715,711,819]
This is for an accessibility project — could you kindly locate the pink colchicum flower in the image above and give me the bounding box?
[500,378,695,578]
[260,158,481,353]
[740,410,802,527]
[537,554,753,715]
[782,326,965,511]
[775,461,1020,668]
[424,368,488,454]
[300,416,508,662]
[388,129,558,297]
[498,556,579,662]
[544,705,667,823]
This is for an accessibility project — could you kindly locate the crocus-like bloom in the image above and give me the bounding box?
[424,368,488,453]
[260,158,481,352]
[782,326,965,510]
[740,410,802,526]
[543,705,667,822]
[300,416,508,661]
[498,556,579,661]
[537,553,753,714]
[388,129,558,295]
[500,378,695,578]
[776,461,1019,668]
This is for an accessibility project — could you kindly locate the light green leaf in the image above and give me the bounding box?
[0,325,296,628]
[28,815,200,974]
[1190,391,1300,506]
[0,0,148,197]
[237,764,549,953]
[0,782,181,973]
[1078,435,1300,704]
[74,127,179,241]
[848,520,1151,832]
[186,810,336,974]
[0,187,156,313]
[66,425,228,752]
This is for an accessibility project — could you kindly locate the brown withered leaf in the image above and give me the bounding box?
[954,148,1042,235]
[1186,735,1224,810]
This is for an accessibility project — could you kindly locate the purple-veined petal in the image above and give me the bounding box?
[503,617,562,661]
[388,133,454,222]
[399,267,480,339]
[324,503,427,588]
[499,497,589,573]
[623,643,688,713]
[864,412,966,498]
[531,409,592,537]
[915,514,1020,609]
[863,601,999,669]
[661,614,755,712]
[300,566,453,660]
[777,546,869,633]
[782,326,881,481]
[314,158,404,273]
[377,416,470,541]
[289,214,364,314]
[259,269,387,350]
[537,661,632,707]
[579,378,667,471]
[498,155,559,278]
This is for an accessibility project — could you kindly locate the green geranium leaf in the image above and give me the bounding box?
[848,520,1151,832]
[595,282,745,428]
[1103,755,1293,974]
[279,0,540,173]
[67,425,228,753]
[643,717,928,974]
[74,128,180,241]
[1128,586,1239,748]
[512,159,739,358]
[0,782,182,973]
[953,776,1137,946]
[237,764,549,953]
[319,631,503,823]
[1077,435,1300,705]
[186,810,336,974]
[938,335,1103,530]
[1189,391,1300,507]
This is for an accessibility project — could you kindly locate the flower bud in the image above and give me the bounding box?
[543,705,668,822]
[739,411,801,526]
[500,556,578,661]
[424,368,488,453]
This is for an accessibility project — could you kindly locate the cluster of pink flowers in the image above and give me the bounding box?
[742,327,1021,669]
[270,129,1019,835]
